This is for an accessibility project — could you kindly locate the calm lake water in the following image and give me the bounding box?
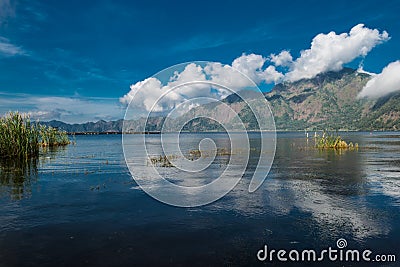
[0,132,399,266]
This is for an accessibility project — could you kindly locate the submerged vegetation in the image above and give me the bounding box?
[188,148,232,160]
[0,112,70,159]
[148,148,233,167]
[314,132,358,150]
[148,155,178,167]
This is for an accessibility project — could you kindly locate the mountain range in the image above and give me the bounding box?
[44,68,400,132]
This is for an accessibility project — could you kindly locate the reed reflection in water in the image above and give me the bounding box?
[0,146,68,200]
[0,157,38,200]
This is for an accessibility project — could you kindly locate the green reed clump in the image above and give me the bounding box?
[0,112,70,159]
[38,125,70,147]
[0,112,39,159]
[315,132,358,149]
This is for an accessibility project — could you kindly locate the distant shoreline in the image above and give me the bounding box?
[68,130,400,135]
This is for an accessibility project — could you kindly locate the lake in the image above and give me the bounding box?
[0,132,399,266]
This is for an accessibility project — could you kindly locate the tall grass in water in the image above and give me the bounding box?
[0,112,39,159]
[39,125,70,147]
[315,132,358,149]
[0,112,70,159]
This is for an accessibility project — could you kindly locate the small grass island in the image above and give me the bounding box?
[314,132,358,150]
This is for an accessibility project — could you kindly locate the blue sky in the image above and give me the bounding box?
[0,0,399,122]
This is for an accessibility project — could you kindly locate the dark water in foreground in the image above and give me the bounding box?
[0,132,399,266]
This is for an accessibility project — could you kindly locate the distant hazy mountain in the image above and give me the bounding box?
[42,119,124,133]
[44,68,400,132]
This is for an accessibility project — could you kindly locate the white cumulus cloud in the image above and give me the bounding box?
[285,24,389,82]
[204,62,251,89]
[120,64,213,113]
[262,65,284,83]
[358,60,400,99]
[120,59,284,112]
[232,53,284,84]
[269,50,293,67]
[121,24,391,112]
